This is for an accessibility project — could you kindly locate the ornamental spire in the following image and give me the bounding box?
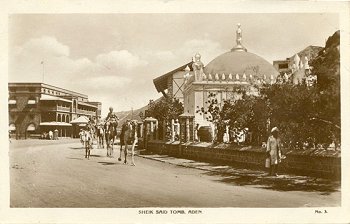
[231,23,247,52]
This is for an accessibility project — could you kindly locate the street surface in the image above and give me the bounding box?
[10,139,340,208]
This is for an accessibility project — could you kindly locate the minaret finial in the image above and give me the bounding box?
[231,23,247,52]
[236,23,242,45]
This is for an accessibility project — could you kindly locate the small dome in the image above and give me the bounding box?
[204,51,279,82]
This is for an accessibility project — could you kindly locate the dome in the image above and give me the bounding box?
[204,50,279,82]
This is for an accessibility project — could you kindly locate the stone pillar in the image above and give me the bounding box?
[155,120,159,140]
[171,119,175,141]
[179,113,195,143]
[143,117,157,149]
[139,123,143,138]
[150,122,154,140]
[186,118,190,142]
[192,119,197,142]
[163,121,166,141]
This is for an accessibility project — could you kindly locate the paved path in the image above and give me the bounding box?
[10,139,340,208]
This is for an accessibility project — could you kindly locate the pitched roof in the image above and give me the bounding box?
[153,61,193,93]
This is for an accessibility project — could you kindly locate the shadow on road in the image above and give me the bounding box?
[98,162,118,166]
[66,157,84,160]
[89,155,103,158]
[141,154,341,195]
[204,170,340,195]
[69,147,83,150]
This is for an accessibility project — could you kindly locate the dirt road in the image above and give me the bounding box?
[10,139,340,207]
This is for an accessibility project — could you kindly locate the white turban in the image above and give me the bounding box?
[271,127,279,133]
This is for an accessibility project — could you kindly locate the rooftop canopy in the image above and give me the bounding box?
[70,116,89,124]
[40,122,72,126]
[40,94,71,103]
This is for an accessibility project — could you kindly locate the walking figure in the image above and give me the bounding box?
[266,127,284,176]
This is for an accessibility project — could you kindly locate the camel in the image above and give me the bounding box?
[118,120,137,166]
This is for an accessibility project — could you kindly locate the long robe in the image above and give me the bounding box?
[266,135,282,165]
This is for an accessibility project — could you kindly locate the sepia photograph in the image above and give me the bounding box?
[1,1,350,223]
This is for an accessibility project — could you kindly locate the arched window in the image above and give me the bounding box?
[58,114,61,122]
[66,115,69,123]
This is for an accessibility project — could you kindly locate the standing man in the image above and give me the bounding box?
[266,127,283,176]
[54,129,59,140]
[49,130,53,140]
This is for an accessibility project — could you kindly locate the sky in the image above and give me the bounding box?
[8,13,339,115]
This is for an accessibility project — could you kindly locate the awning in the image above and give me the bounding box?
[8,100,16,104]
[9,124,16,131]
[70,116,89,124]
[40,122,72,126]
[27,124,36,131]
[28,100,36,104]
[40,94,71,103]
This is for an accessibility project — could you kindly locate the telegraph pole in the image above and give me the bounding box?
[41,61,45,83]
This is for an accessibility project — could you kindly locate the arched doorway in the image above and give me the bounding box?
[26,123,36,139]
[9,123,16,139]
[58,114,61,122]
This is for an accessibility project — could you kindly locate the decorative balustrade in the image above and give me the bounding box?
[57,106,70,112]
[77,109,95,116]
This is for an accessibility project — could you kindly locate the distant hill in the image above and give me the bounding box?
[115,97,162,125]
[288,45,323,62]
[311,30,340,90]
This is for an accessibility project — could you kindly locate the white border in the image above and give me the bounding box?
[1,1,349,223]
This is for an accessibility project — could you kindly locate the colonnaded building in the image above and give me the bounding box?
[154,23,279,130]
[8,82,101,139]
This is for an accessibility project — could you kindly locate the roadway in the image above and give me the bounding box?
[9,139,340,208]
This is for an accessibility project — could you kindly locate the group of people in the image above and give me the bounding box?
[41,129,59,140]
[79,106,138,165]
[79,106,119,146]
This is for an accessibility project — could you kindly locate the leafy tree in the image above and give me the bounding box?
[147,97,184,122]
[147,97,184,140]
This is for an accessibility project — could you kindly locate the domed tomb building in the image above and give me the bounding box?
[183,23,279,127]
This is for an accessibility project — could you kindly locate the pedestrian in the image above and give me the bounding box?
[54,129,59,140]
[266,127,283,176]
[49,130,53,140]
[194,123,200,142]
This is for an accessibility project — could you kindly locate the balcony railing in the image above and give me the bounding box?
[57,106,70,112]
[77,109,95,116]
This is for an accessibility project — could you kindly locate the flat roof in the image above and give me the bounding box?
[8,82,88,98]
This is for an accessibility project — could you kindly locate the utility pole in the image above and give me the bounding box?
[41,61,45,83]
